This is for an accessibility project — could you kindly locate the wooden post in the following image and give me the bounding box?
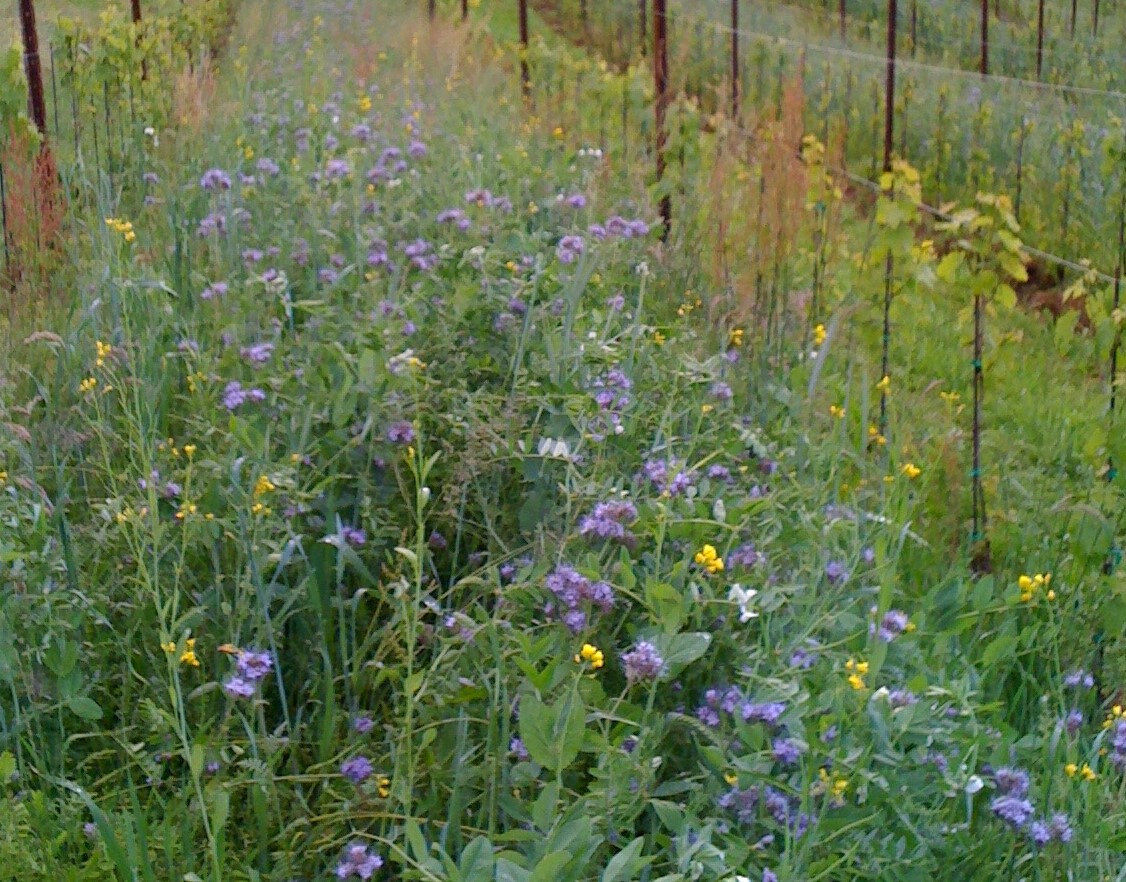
[839,0,846,41]
[980,0,988,75]
[730,0,739,118]
[1070,0,1078,37]
[518,0,529,98]
[639,0,647,56]
[1094,0,1101,36]
[879,0,897,435]
[462,0,468,20]
[130,0,147,81]
[654,0,670,236]
[18,0,49,141]
[1036,0,1045,78]
[428,0,436,20]
[910,0,917,56]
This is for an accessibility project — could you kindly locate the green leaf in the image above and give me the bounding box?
[66,695,104,721]
[459,836,496,882]
[644,580,683,633]
[980,634,1017,668]
[529,851,572,882]
[998,252,1028,283]
[518,693,555,770]
[602,837,646,882]
[936,252,964,283]
[658,632,711,674]
[496,858,531,882]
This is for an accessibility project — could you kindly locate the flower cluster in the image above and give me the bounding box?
[988,767,1071,845]
[334,843,383,880]
[1017,572,1053,603]
[694,544,724,574]
[640,457,695,496]
[544,565,614,633]
[104,216,136,242]
[587,368,633,440]
[621,641,664,683]
[574,642,605,670]
[220,645,274,699]
[578,499,638,546]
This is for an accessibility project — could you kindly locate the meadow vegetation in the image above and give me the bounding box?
[1,1,1126,881]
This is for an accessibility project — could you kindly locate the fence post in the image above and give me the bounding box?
[518,0,530,99]
[462,0,468,20]
[730,0,739,119]
[980,0,988,75]
[428,0,436,21]
[654,0,670,237]
[18,0,49,143]
[1070,0,1078,37]
[878,0,897,436]
[839,0,846,42]
[1094,0,1100,36]
[1036,0,1044,78]
[639,0,647,56]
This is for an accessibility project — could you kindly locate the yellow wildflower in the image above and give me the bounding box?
[901,463,921,479]
[694,544,724,574]
[829,405,845,419]
[253,475,276,497]
[95,340,112,367]
[79,377,98,394]
[183,444,197,457]
[574,643,605,669]
[813,323,827,346]
[377,775,391,798]
[875,375,890,394]
[728,328,744,347]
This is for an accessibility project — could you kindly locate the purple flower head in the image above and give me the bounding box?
[428,530,447,550]
[1064,709,1083,734]
[875,609,910,642]
[993,767,1030,797]
[710,381,733,401]
[1049,812,1073,843]
[729,542,766,569]
[325,158,351,180]
[386,421,415,445]
[607,292,626,311]
[353,715,375,734]
[578,500,638,545]
[556,235,585,265]
[621,641,665,684]
[340,755,373,784]
[742,701,786,726]
[887,689,918,709]
[789,646,818,669]
[509,737,530,761]
[257,157,280,176]
[408,139,428,158]
[707,464,732,482]
[341,526,367,547]
[221,381,266,411]
[198,212,227,237]
[200,168,232,191]
[772,737,802,765]
[1063,669,1095,688]
[242,248,264,265]
[222,676,257,700]
[236,650,274,682]
[143,171,160,185]
[335,843,383,880]
[240,342,275,366]
[763,872,779,882]
[199,282,227,304]
[991,795,1035,829]
[824,560,848,584]
[1029,820,1052,846]
[563,192,587,209]
[588,223,608,240]
[437,208,471,231]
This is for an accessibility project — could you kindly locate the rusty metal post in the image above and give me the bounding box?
[878,0,897,436]
[518,0,530,99]
[980,0,988,75]
[730,0,739,118]
[18,0,49,142]
[654,0,670,236]
[1036,0,1045,78]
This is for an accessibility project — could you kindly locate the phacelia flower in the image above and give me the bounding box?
[621,641,665,683]
[334,843,383,880]
[340,755,374,784]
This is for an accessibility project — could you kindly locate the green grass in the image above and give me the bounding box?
[2,0,1126,879]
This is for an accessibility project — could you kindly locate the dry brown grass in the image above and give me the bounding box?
[0,131,65,323]
[171,55,217,133]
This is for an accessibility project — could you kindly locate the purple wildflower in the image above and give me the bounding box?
[1064,709,1083,734]
[200,168,232,191]
[340,756,373,784]
[200,281,228,300]
[556,235,585,264]
[991,795,1035,829]
[578,500,638,545]
[386,421,414,445]
[509,737,529,761]
[341,526,367,547]
[994,767,1030,797]
[222,677,257,700]
[729,543,766,569]
[621,641,665,684]
[772,738,802,765]
[240,342,275,366]
[1063,669,1095,688]
[1029,820,1052,846]
[325,158,351,179]
[742,701,787,726]
[710,381,733,401]
[236,650,274,682]
[221,381,266,411]
[875,609,910,642]
[824,560,848,584]
[1049,812,1073,843]
[353,716,375,734]
[334,843,383,880]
